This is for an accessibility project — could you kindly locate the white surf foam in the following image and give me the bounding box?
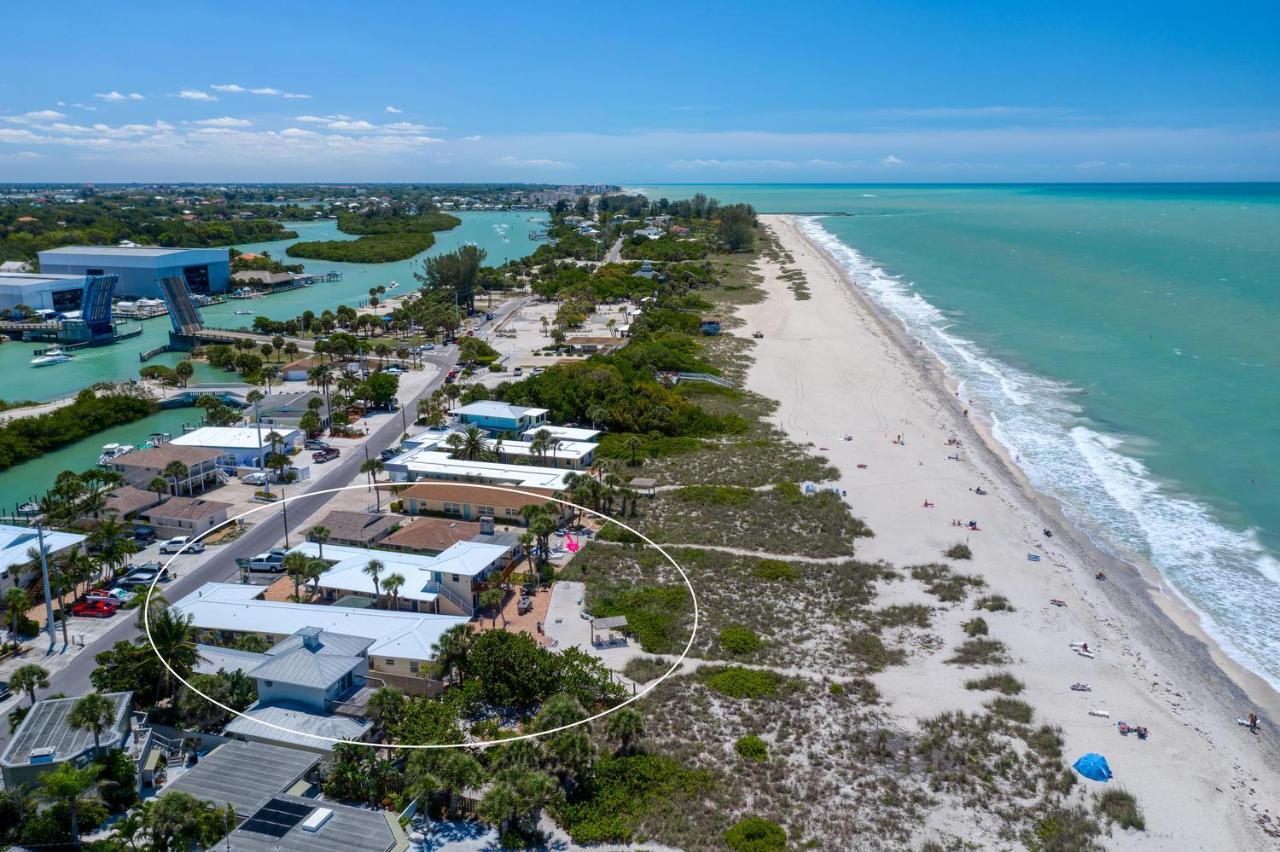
[796,215,1280,691]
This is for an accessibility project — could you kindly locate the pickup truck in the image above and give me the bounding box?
[87,587,135,605]
[247,549,288,572]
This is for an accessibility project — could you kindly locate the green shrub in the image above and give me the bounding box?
[828,683,844,695]
[596,523,643,544]
[719,624,763,655]
[556,754,713,844]
[963,617,989,637]
[724,816,787,852]
[1097,789,1145,831]
[699,666,782,699]
[672,484,755,506]
[964,671,1024,695]
[868,604,932,630]
[752,559,798,582]
[622,656,671,683]
[944,542,972,560]
[975,594,1015,612]
[986,697,1034,724]
[1027,725,1064,759]
[909,563,985,602]
[848,630,907,672]
[735,734,769,762]
[946,638,1010,666]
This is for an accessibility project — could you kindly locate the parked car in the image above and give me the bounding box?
[241,471,270,486]
[423,343,435,350]
[513,367,523,376]
[71,600,119,618]
[248,550,287,572]
[304,439,330,451]
[159,537,205,555]
[123,563,168,585]
[0,681,11,701]
[87,587,135,605]
[380,448,401,461]
[384,366,404,375]
[312,447,340,463]
[132,527,156,544]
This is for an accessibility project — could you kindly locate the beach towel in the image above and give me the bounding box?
[1027,554,1041,562]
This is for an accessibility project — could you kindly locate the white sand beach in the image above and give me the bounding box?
[738,215,1280,849]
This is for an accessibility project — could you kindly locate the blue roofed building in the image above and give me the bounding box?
[38,244,231,299]
[452,400,548,435]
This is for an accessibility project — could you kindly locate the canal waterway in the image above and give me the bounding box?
[0,209,546,509]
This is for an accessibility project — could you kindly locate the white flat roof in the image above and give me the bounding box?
[173,583,468,661]
[297,541,510,604]
[453,401,549,421]
[386,449,570,490]
[0,525,86,572]
[171,426,300,450]
[40,244,221,258]
[410,430,595,461]
[520,425,601,443]
[0,273,86,289]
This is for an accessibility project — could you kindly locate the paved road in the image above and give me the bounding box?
[0,295,529,747]
[604,237,623,264]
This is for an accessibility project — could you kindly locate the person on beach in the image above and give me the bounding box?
[922,500,934,508]
[1248,713,1259,732]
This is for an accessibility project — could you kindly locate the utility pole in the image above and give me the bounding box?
[280,483,290,548]
[36,524,55,652]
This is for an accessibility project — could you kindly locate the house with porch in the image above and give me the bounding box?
[452,401,548,435]
[399,482,566,526]
[138,495,232,539]
[108,445,227,493]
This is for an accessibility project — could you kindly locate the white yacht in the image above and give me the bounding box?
[98,443,135,465]
[30,348,73,367]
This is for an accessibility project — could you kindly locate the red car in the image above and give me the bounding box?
[70,600,119,618]
[312,447,340,463]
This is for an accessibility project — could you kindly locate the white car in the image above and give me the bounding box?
[248,550,287,572]
[241,472,270,486]
[159,537,205,554]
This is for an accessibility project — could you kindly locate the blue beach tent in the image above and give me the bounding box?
[1072,752,1113,782]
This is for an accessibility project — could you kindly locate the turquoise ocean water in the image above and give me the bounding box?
[639,184,1280,690]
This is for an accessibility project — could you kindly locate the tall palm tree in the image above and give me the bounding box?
[529,428,552,463]
[38,762,100,849]
[148,476,169,503]
[283,552,311,601]
[359,459,385,510]
[381,573,406,611]
[4,586,31,638]
[431,624,473,684]
[606,706,645,755]
[11,663,49,707]
[306,558,328,596]
[363,559,384,606]
[445,424,492,462]
[146,607,204,699]
[162,460,188,497]
[69,691,116,757]
[308,525,331,560]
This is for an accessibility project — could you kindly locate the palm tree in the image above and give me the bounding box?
[431,624,472,684]
[50,564,74,648]
[308,525,331,560]
[69,691,116,757]
[283,552,311,601]
[148,476,169,503]
[162,460,188,497]
[363,559,384,606]
[4,586,31,638]
[306,558,328,596]
[146,607,204,699]
[407,750,484,818]
[365,686,405,733]
[518,531,536,580]
[359,458,385,510]
[381,573,406,611]
[140,791,234,851]
[625,434,642,467]
[480,587,505,628]
[446,424,491,461]
[606,706,645,755]
[529,428,552,463]
[11,663,49,706]
[38,762,100,848]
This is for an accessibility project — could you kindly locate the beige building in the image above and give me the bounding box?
[108,445,226,494]
[400,483,566,525]
[140,496,232,538]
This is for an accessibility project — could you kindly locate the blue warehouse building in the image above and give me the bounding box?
[38,244,231,299]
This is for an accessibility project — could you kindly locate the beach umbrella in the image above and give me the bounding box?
[1072,752,1113,782]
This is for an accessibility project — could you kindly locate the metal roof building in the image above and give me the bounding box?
[38,244,231,299]
[0,691,132,788]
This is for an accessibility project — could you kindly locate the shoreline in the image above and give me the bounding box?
[743,214,1280,848]
[783,214,1280,720]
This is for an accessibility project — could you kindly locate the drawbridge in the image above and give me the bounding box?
[158,275,205,335]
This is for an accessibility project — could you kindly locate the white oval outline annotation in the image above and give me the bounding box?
[143,481,698,749]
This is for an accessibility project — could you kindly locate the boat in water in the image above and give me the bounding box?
[235,309,253,315]
[141,432,171,449]
[30,348,73,367]
[17,501,40,515]
[98,443,135,465]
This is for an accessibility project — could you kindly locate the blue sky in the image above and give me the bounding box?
[3,1,1278,182]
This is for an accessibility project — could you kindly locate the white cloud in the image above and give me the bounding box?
[296,114,351,123]
[493,155,571,168]
[670,158,797,169]
[282,93,311,99]
[327,119,376,131]
[213,83,310,98]
[385,106,402,114]
[96,91,145,102]
[461,135,483,142]
[194,116,253,127]
[881,154,905,165]
[6,110,66,123]
[177,89,217,101]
